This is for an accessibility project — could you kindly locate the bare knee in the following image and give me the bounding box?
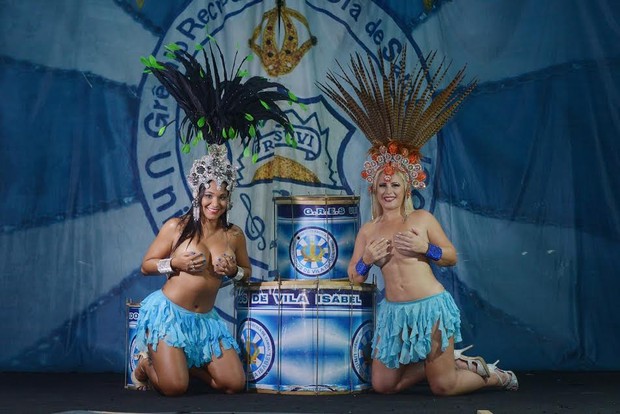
[158,378,189,397]
[372,377,398,394]
[224,376,245,394]
[214,374,245,394]
[428,377,457,396]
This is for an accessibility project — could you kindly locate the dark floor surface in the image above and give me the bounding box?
[0,371,619,414]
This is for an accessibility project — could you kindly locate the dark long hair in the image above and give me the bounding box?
[172,183,232,252]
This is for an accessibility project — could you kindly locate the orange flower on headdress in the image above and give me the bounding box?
[387,141,399,154]
[416,170,427,183]
[384,163,395,176]
[361,170,369,179]
[408,153,420,164]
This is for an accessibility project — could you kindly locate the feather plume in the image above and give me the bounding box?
[317,46,477,154]
[141,42,296,153]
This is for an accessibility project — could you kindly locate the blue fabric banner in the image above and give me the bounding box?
[0,0,619,372]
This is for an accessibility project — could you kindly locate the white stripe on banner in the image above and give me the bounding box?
[0,0,157,86]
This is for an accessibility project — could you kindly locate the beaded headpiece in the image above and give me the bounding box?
[187,145,236,195]
[142,41,299,220]
[317,46,476,193]
[362,143,426,189]
[187,145,236,221]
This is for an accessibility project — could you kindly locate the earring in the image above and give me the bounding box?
[226,197,234,226]
[192,199,200,222]
[370,193,375,221]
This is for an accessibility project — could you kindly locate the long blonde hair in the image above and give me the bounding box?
[370,171,414,221]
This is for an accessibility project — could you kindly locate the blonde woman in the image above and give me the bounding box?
[319,47,518,395]
[349,166,517,395]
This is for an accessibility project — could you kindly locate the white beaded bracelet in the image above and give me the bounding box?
[231,266,245,282]
[157,258,173,274]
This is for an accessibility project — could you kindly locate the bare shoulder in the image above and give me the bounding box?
[407,209,436,223]
[359,220,373,233]
[358,221,376,237]
[227,224,246,239]
[160,217,184,234]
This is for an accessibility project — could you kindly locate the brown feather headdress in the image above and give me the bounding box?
[317,46,476,190]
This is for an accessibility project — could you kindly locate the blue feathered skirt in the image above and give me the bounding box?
[372,290,462,369]
[134,290,240,368]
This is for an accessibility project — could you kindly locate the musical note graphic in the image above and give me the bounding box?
[241,193,266,250]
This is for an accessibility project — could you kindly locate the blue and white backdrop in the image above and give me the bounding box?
[1,0,619,372]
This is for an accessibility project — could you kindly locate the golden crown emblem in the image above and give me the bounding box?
[249,0,317,77]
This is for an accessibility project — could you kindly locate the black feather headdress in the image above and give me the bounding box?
[141,42,298,157]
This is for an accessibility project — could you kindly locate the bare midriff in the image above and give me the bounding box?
[368,214,444,302]
[380,257,444,302]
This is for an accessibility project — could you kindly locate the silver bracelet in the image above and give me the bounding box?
[157,258,173,274]
[231,266,245,281]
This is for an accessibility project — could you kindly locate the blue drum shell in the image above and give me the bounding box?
[274,196,359,280]
[236,281,374,394]
[125,302,141,389]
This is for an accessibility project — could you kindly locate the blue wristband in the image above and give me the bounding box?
[355,257,372,276]
[425,243,443,261]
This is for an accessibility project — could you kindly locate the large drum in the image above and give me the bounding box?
[124,301,141,390]
[274,196,359,280]
[235,281,374,394]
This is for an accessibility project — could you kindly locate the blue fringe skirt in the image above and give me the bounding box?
[135,290,240,368]
[372,290,462,369]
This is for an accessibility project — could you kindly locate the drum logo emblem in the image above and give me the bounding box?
[290,227,337,276]
[238,319,275,382]
[351,321,373,383]
[128,336,140,374]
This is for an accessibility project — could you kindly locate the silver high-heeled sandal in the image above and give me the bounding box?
[454,345,491,378]
[488,360,519,391]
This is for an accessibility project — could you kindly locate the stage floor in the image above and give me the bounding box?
[1,371,619,414]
